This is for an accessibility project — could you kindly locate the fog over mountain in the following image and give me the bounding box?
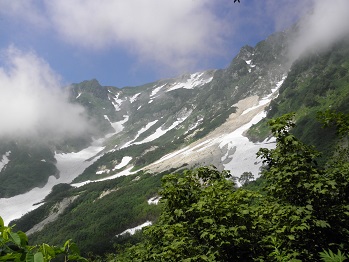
[288,0,349,61]
[0,47,91,139]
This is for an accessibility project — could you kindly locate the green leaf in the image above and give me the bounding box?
[174,209,183,217]
[203,218,214,225]
[319,249,347,262]
[0,253,21,261]
[305,204,313,211]
[17,231,28,246]
[9,232,21,246]
[315,220,330,228]
[26,252,34,262]
[287,235,295,240]
[41,243,56,259]
[34,252,44,262]
[242,209,249,215]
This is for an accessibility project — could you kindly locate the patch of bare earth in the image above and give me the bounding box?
[144,95,268,173]
[26,195,79,235]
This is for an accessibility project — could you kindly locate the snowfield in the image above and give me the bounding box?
[145,76,286,178]
[0,140,105,225]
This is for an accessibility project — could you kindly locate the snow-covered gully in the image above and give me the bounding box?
[0,141,104,224]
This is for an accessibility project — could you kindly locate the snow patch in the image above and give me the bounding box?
[148,196,161,205]
[245,59,256,68]
[104,115,129,136]
[129,93,141,103]
[185,118,203,134]
[110,93,123,111]
[71,166,135,188]
[117,221,152,236]
[121,120,158,148]
[135,113,190,144]
[242,76,286,116]
[0,151,11,172]
[166,72,213,92]
[113,156,132,170]
[218,110,274,177]
[151,84,165,97]
[96,169,109,175]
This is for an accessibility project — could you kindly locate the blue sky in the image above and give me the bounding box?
[0,0,314,88]
[1,0,349,139]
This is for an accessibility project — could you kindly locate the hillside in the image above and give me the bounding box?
[0,30,288,214]
[3,30,349,257]
[247,38,349,162]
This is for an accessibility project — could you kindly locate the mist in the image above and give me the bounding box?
[0,47,91,140]
[288,0,349,62]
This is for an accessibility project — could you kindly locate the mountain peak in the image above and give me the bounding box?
[79,79,102,88]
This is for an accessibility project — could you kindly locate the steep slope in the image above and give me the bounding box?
[4,31,297,256]
[0,140,58,198]
[247,38,349,163]
[0,31,290,225]
[0,31,289,201]
[72,32,289,183]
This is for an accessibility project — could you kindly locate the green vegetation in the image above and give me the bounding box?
[106,113,349,261]
[13,171,163,256]
[6,111,349,261]
[0,141,58,198]
[247,40,349,163]
[0,216,86,262]
[4,32,349,261]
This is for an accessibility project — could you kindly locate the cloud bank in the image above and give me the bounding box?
[0,47,90,139]
[288,0,349,61]
[44,0,223,71]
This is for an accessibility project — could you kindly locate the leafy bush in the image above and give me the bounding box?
[110,112,349,261]
[0,216,86,262]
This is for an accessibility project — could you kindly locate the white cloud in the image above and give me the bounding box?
[0,0,47,29]
[0,47,90,139]
[288,0,349,61]
[44,0,224,71]
[264,0,313,32]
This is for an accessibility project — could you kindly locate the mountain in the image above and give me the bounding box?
[2,29,349,257]
[0,31,288,198]
[247,38,349,162]
[69,32,289,183]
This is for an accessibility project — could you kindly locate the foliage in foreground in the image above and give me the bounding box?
[0,216,86,262]
[108,112,349,261]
